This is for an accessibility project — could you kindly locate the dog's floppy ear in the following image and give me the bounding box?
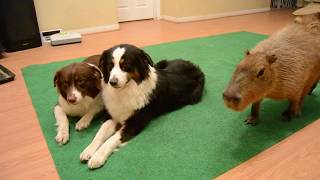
[98,52,105,70]
[128,49,153,84]
[131,49,154,84]
[140,49,154,67]
[87,63,103,90]
[53,70,61,87]
[99,49,113,83]
[87,63,103,80]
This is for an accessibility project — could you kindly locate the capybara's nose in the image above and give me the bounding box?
[109,77,118,87]
[223,91,242,103]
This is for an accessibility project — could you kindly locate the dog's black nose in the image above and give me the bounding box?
[109,78,118,87]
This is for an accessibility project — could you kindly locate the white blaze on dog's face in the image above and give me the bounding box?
[99,44,154,88]
[71,86,83,102]
[109,47,128,88]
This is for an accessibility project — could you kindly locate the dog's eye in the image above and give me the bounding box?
[63,80,69,86]
[120,62,127,68]
[107,62,114,71]
[120,62,131,71]
[77,79,85,86]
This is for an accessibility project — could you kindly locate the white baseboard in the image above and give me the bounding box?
[68,23,120,35]
[161,8,271,23]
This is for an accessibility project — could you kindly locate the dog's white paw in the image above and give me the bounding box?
[55,131,69,145]
[75,118,91,131]
[87,152,107,169]
[80,146,96,162]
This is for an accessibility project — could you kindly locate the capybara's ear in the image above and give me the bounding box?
[53,71,60,87]
[245,49,250,56]
[266,54,277,64]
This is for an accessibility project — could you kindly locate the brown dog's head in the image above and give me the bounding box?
[54,62,102,104]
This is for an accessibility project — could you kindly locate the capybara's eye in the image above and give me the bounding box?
[257,68,265,78]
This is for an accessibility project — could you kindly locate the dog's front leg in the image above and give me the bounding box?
[76,96,103,131]
[80,120,117,162]
[54,105,69,145]
[87,112,152,169]
[87,130,123,169]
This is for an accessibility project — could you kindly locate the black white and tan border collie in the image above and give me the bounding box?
[80,44,205,169]
[53,55,104,145]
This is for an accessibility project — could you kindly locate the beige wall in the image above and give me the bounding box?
[161,0,271,17]
[34,0,118,31]
[34,0,270,31]
[161,0,179,17]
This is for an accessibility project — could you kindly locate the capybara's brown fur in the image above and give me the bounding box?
[223,22,320,125]
[294,13,320,35]
[294,13,320,94]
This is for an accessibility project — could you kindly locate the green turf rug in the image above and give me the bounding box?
[22,32,320,180]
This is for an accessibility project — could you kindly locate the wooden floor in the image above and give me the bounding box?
[1,9,320,180]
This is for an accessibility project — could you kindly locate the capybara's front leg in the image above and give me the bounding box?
[282,99,302,121]
[245,100,262,125]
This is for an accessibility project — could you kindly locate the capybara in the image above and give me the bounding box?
[294,13,320,35]
[223,22,320,125]
[294,13,320,94]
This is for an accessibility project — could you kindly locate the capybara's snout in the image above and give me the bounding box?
[222,90,242,104]
[222,86,245,111]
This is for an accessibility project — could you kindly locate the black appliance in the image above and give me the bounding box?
[0,0,42,52]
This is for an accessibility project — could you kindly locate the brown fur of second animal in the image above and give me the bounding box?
[294,13,320,94]
[294,13,320,34]
[83,54,101,66]
[223,22,320,125]
[53,54,104,145]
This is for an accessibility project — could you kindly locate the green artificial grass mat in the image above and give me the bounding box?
[22,32,320,180]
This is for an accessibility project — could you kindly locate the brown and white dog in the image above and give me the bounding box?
[80,44,205,169]
[53,55,104,145]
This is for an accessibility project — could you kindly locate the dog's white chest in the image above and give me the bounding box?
[59,95,94,117]
[102,67,157,123]
[102,81,155,123]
